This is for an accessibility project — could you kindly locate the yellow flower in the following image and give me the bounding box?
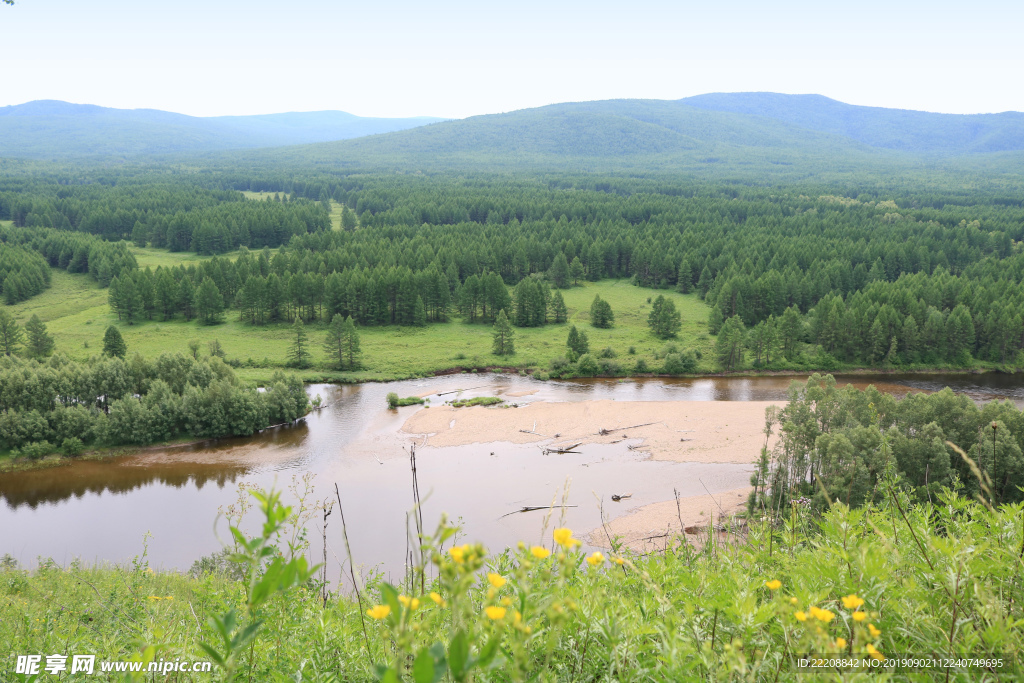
[485,606,506,620]
[841,594,865,610]
[835,638,847,648]
[366,605,391,620]
[147,596,162,601]
[429,592,446,607]
[530,546,551,559]
[553,527,580,548]
[852,611,867,622]
[449,545,467,564]
[809,606,835,623]
[790,597,798,605]
[487,573,507,588]
[611,556,625,566]
[765,579,782,591]
[866,643,884,661]
[587,552,605,567]
[794,611,808,622]
[868,623,881,638]
[500,596,513,606]
[397,595,420,610]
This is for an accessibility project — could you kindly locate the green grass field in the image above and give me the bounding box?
[6,272,712,383]
[131,245,280,270]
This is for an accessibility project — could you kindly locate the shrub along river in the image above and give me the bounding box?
[1,373,1022,581]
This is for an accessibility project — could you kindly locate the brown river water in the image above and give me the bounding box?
[1,373,1021,581]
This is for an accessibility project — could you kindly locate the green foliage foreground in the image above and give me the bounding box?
[3,484,1023,681]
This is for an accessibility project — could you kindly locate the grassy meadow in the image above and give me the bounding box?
[6,262,712,383]
[3,486,1021,680]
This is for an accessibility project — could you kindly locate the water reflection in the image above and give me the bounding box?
[1,372,1021,574]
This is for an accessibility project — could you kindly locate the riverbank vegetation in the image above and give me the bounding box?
[0,352,308,465]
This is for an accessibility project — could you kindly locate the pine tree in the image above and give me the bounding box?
[194,277,224,325]
[412,295,427,327]
[648,295,682,339]
[566,324,589,361]
[715,316,746,371]
[590,294,614,328]
[25,314,54,358]
[288,317,311,368]
[491,309,515,356]
[103,325,127,358]
[324,314,362,370]
[549,253,570,288]
[569,257,585,285]
[0,309,25,356]
[550,290,568,323]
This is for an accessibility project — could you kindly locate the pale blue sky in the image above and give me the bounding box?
[2,0,1020,118]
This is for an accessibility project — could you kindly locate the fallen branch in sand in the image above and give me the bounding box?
[544,442,582,454]
[436,385,490,396]
[499,505,578,519]
[598,422,660,436]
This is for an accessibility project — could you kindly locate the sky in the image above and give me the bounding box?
[2,0,1021,119]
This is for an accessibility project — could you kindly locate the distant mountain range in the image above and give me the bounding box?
[3,94,1024,173]
[246,94,1024,175]
[0,100,445,158]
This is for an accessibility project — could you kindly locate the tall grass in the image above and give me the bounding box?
[3,484,1023,681]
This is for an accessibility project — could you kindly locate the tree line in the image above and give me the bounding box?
[750,374,1024,513]
[0,352,309,457]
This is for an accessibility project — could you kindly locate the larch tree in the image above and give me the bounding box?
[25,314,55,358]
[491,309,515,356]
[0,310,25,356]
[103,325,127,358]
[288,317,311,368]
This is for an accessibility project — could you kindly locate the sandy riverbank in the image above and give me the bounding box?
[402,398,782,550]
[401,399,781,464]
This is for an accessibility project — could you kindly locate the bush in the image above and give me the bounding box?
[19,441,56,460]
[663,351,698,374]
[634,358,650,373]
[598,359,622,375]
[387,392,425,409]
[656,342,680,359]
[627,346,637,355]
[598,346,617,359]
[61,437,84,457]
[549,356,570,371]
[450,396,503,408]
[575,354,599,376]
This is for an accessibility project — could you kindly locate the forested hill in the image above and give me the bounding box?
[0,100,444,158]
[243,96,1024,175]
[680,92,1024,155]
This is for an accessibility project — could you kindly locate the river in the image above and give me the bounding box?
[1,372,1021,581]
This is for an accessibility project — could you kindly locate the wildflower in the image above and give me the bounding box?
[485,606,506,620]
[611,556,625,566]
[553,528,580,548]
[809,606,835,623]
[500,596,513,607]
[866,643,884,661]
[841,594,865,610]
[835,638,847,648]
[764,579,782,591]
[868,623,881,638]
[398,595,420,610]
[530,546,551,559]
[790,597,798,605]
[449,545,467,564]
[852,611,867,622]
[147,596,162,601]
[487,573,507,588]
[587,552,605,567]
[794,611,808,622]
[366,605,391,620]
[429,592,446,607]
